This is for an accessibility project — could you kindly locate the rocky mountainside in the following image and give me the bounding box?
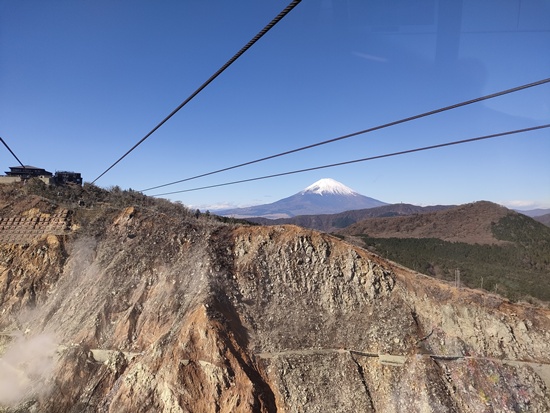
[1,182,550,412]
[247,203,453,233]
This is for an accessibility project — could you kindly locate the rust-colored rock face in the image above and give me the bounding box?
[1,191,550,412]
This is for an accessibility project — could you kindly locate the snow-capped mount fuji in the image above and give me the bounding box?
[215,178,387,219]
[300,178,357,196]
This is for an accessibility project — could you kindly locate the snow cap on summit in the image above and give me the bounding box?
[301,178,357,196]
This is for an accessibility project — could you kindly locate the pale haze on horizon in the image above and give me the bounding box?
[1,0,549,210]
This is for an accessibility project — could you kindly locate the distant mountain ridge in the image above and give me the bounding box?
[517,208,550,217]
[215,178,387,219]
[247,203,454,232]
[242,202,550,231]
[516,209,550,227]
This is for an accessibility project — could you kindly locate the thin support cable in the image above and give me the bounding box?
[150,124,550,197]
[92,0,302,184]
[140,77,550,192]
[0,137,25,168]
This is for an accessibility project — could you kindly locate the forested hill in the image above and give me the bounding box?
[336,201,550,302]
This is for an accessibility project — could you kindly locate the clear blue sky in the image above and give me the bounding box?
[1,0,549,210]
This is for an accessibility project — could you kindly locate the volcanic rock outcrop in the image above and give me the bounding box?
[0,187,549,412]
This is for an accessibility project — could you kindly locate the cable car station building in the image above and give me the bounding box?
[0,166,82,185]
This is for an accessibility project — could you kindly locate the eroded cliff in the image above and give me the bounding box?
[1,189,549,412]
